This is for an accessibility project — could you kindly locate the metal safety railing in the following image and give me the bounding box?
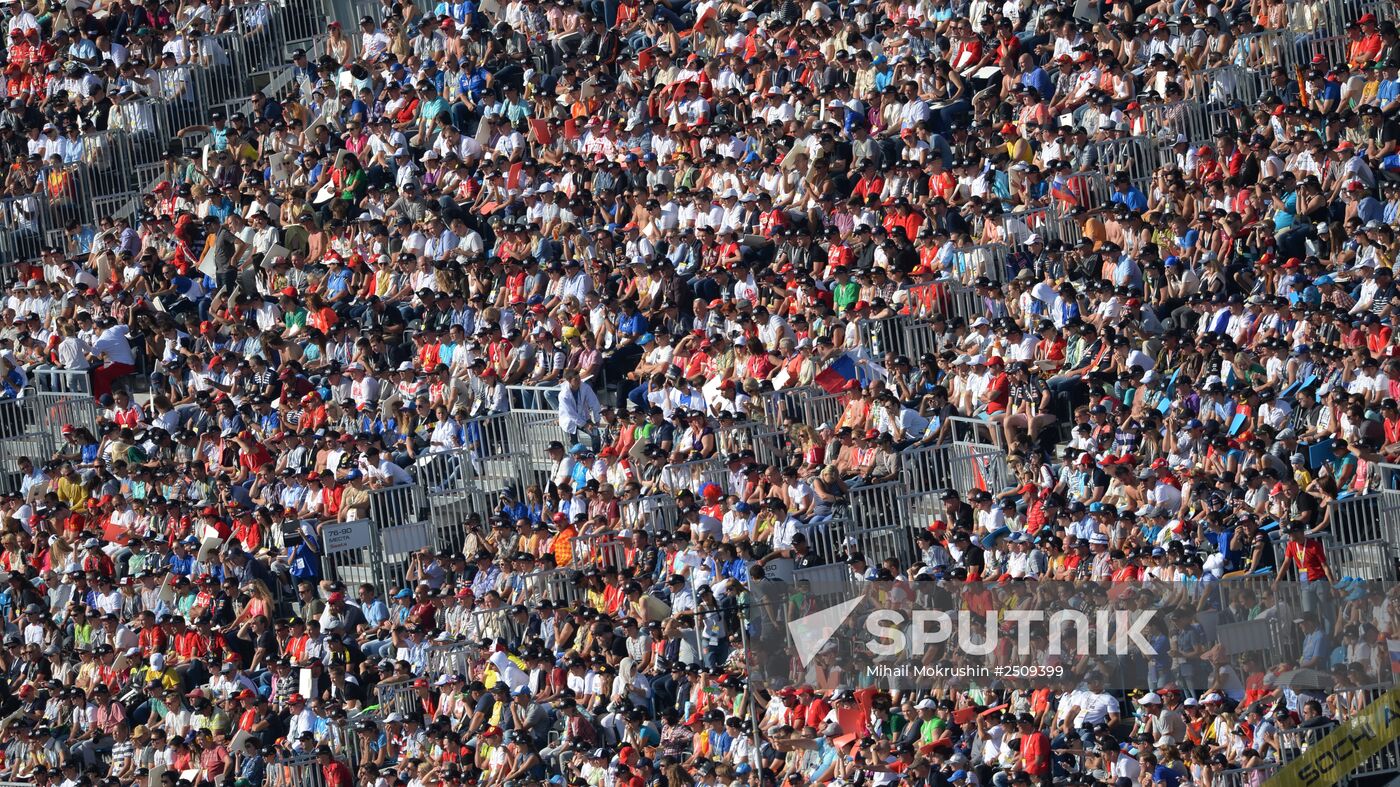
[849,523,917,568]
[425,638,476,677]
[846,480,906,531]
[1139,99,1211,148]
[372,679,420,716]
[367,483,425,529]
[0,432,55,495]
[801,390,847,429]
[31,368,93,397]
[902,441,1011,496]
[1326,538,1395,580]
[751,386,824,426]
[945,242,1011,284]
[792,562,854,604]
[902,280,979,324]
[715,421,789,468]
[1327,491,1400,545]
[505,384,563,412]
[265,751,333,787]
[1084,139,1158,194]
[458,605,522,644]
[498,567,580,604]
[570,532,627,569]
[938,416,1006,447]
[0,392,98,438]
[1321,0,1398,33]
[655,457,726,497]
[619,494,680,534]
[796,516,850,563]
[1214,763,1280,787]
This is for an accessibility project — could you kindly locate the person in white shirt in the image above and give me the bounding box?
[546,440,575,488]
[359,447,413,487]
[1062,673,1121,737]
[558,369,601,446]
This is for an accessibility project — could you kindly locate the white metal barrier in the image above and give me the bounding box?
[265,752,330,787]
[619,494,680,533]
[30,368,94,396]
[792,563,854,603]
[716,422,789,469]
[505,384,562,411]
[902,441,1010,496]
[846,481,905,531]
[569,532,627,569]
[656,457,726,497]
[1327,491,1400,545]
[801,390,847,429]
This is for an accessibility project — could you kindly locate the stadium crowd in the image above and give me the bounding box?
[4,0,1400,784]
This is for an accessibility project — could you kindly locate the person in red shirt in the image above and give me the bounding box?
[982,356,1011,416]
[317,746,354,787]
[993,19,1021,64]
[850,162,884,200]
[1380,399,1400,458]
[1348,14,1384,70]
[1276,521,1333,586]
[800,686,830,729]
[1016,713,1052,786]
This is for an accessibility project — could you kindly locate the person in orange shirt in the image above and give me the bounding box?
[1348,14,1384,71]
[551,513,577,566]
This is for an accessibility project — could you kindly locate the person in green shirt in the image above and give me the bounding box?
[71,606,96,649]
[915,698,947,747]
[832,268,861,314]
[283,304,309,334]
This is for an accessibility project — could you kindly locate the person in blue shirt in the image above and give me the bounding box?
[1140,753,1182,787]
[1299,615,1329,669]
[167,537,198,576]
[453,59,493,130]
[0,357,24,398]
[1108,174,1147,212]
[434,0,475,25]
[419,60,447,95]
[495,488,529,522]
[1018,55,1053,104]
[615,301,649,342]
[871,55,895,93]
[1355,191,1385,225]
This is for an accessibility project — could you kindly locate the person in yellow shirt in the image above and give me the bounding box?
[54,463,89,512]
[141,652,182,693]
[987,122,1035,163]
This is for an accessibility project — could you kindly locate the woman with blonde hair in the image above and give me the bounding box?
[226,579,275,635]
